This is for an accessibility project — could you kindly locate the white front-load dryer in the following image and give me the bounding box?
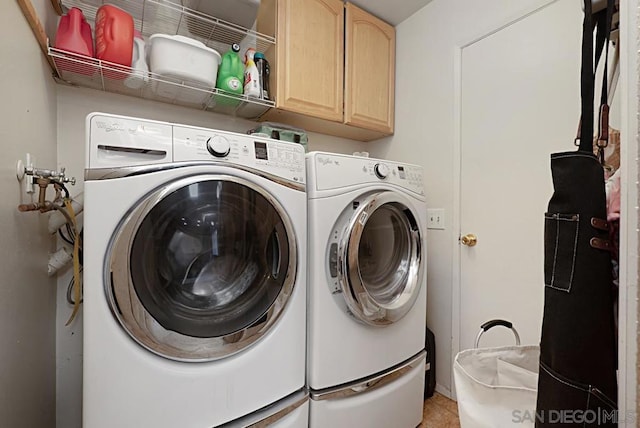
[306,152,427,428]
[83,113,308,427]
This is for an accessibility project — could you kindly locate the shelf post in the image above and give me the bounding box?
[17,0,59,76]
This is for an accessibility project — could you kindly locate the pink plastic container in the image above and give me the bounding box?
[54,8,96,75]
[54,7,94,56]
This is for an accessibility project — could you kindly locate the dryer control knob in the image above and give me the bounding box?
[206,136,230,158]
[374,163,390,179]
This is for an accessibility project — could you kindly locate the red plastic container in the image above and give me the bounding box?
[95,4,134,79]
[54,7,95,75]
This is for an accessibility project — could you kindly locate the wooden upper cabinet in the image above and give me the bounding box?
[260,0,395,141]
[275,0,344,122]
[344,3,395,134]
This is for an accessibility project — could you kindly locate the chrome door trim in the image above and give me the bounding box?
[106,174,298,362]
[85,161,305,191]
[218,389,308,428]
[310,350,426,401]
[337,191,423,326]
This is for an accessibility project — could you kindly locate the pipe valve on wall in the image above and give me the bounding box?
[16,154,76,213]
[16,153,83,325]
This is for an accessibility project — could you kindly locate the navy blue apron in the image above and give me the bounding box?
[535,0,618,426]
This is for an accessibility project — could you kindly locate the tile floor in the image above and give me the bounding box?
[420,392,460,427]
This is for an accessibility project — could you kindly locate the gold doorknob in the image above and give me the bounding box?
[461,234,477,247]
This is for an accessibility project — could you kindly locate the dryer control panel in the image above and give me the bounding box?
[309,152,424,195]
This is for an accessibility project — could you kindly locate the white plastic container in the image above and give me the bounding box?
[148,34,221,104]
[124,31,149,89]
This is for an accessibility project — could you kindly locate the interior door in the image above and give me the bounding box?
[459,0,583,350]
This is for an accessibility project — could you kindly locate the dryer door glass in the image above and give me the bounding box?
[108,175,297,361]
[358,204,413,304]
[340,192,422,326]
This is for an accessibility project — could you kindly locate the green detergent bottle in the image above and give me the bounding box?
[214,43,244,107]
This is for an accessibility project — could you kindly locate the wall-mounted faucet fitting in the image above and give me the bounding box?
[16,155,76,213]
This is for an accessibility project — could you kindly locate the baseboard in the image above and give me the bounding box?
[434,383,453,400]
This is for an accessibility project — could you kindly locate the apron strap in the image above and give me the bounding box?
[578,0,615,153]
[577,0,594,152]
[576,10,606,148]
[595,0,615,161]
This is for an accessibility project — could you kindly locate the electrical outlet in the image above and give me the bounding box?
[426,208,445,230]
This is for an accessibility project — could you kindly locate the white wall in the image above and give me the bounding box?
[54,85,369,428]
[0,1,58,426]
[368,0,567,395]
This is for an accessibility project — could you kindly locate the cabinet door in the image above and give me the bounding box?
[345,3,395,134]
[276,0,344,122]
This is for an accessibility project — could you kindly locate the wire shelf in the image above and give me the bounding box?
[51,0,276,119]
[60,0,275,54]
[49,47,275,119]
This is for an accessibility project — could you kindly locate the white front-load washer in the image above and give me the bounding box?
[83,113,308,427]
[306,152,427,428]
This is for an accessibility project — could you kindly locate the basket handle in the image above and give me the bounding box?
[474,319,521,348]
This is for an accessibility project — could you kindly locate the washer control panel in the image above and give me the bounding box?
[173,126,306,183]
[87,114,174,169]
[86,114,306,184]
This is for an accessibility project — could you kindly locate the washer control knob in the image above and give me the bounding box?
[374,163,390,179]
[206,136,230,158]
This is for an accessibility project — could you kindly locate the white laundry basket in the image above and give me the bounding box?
[453,320,540,428]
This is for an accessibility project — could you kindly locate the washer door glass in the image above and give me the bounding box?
[339,192,422,326]
[108,175,296,361]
